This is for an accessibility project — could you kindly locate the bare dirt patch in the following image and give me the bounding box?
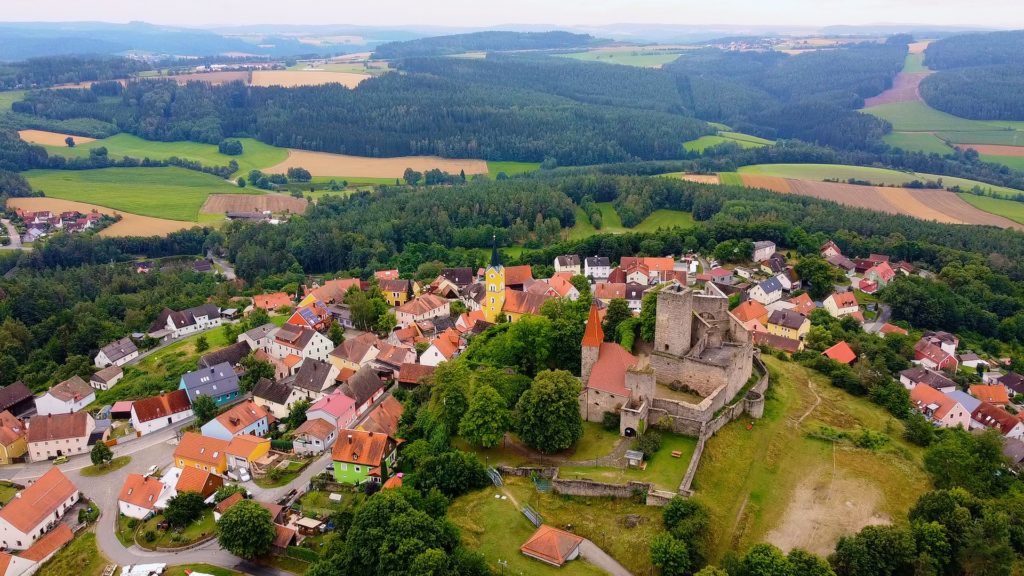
[906,189,1023,229]
[200,193,308,215]
[785,180,897,212]
[162,71,250,85]
[765,464,891,556]
[266,149,489,178]
[6,197,195,237]
[874,187,962,224]
[678,174,720,184]
[864,72,931,107]
[19,129,96,146]
[739,175,792,193]
[963,144,1024,157]
[250,70,369,88]
[908,41,931,54]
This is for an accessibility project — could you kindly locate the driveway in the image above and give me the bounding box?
[863,303,892,334]
[0,219,25,251]
[579,539,633,576]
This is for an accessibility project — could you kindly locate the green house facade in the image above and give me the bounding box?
[331,429,398,485]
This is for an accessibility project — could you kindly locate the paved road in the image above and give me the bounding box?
[208,251,237,281]
[863,303,893,334]
[0,219,25,251]
[579,539,633,576]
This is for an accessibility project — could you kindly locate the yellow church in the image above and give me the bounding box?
[482,239,550,323]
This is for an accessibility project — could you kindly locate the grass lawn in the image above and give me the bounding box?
[449,484,622,576]
[958,193,1024,225]
[737,163,1024,197]
[264,554,310,575]
[979,154,1024,172]
[559,433,697,491]
[36,531,108,576]
[296,490,364,517]
[487,161,541,178]
[569,422,624,462]
[633,209,696,232]
[561,49,683,67]
[40,134,287,177]
[166,565,243,576]
[24,167,254,221]
[138,509,217,550]
[692,356,930,561]
[80,455,131,477]
[116,514,140,547]
[883,132,953,155]
[865,101,1024,133]
[255,460,306,488]
[902,53,928,73]
[0,481,20,504]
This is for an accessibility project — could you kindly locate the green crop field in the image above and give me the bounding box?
[569,202,694,240]
[937,130,1024,146]
[902,53,928,73]
[738,163,1024,197]
[0,90,25,113]
[40,134,287,176]
[718,172,744,186]
[633,209,697,232]
[865,101,1024,133]
[24,167,255,221]
[883,132,953,155]
[685,131,773,153]
[561,49,683,67]
[958,193,1024,225]
[487,160,541,178]
[979,154,1024,171]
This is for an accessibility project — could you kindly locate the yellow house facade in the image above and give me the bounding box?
[0,435,27,466]
[483,245,506,323]
[173,432,228,475]
[0,411,27,465]
[766,310,810,341]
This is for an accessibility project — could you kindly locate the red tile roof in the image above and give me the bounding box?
[20,524,73,562]
[176,466,220,495]
[273,524,296,549]
[787,293,815,316]
[381,473,403,490]
[520,524,584,567]
[970,385,1010,405]
[132,389,192,423]
[0,411,25,446]
[396,294,448,316]
[174,431,229,467]
[0,468,77,533]
[214,401,268,434]
[429,329,461,360]
[360,396,404,438]
[822,341,856,364]
[27,413,91,443]
[214,492,244,514]
[397,363,435,385]
[293,418,336,441]
[827,291,858,309]
[503,289,549,316]
[972,402,1022,435]
[582,304,604,348]
[252,292,293,311]
[593,283,626,300]
[118,474,163,511]
[587,343,638,396]
[504,265,534,286]
[910,381,961,421]
[331,429,394,467]
[880,323,908,336]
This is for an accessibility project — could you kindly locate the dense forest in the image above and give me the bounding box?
[920,64,1024,121]
[372,30,599,59]
[664,40,906,149]
[924,30,1024,69]
[14,73,710,165]
[0,56,148,90]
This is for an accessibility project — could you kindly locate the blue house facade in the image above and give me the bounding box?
[179,362,240,407]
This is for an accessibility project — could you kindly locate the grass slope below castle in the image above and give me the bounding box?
[694,356,930,560]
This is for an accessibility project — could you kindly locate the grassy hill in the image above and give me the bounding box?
[24,167,255,221]
[684,131,774,153]
[569,202,695,240]
[958,193,1024,225]
[561,49,683,68]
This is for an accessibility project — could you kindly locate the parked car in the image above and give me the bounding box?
[52,455,67,465]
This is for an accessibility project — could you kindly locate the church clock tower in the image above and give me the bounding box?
[483,236,505,323]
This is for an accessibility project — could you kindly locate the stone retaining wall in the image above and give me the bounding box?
[497,466,557,479]
[551,478,652,499]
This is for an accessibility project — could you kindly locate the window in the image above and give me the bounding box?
[340,463,348,470]
[355,466,361,472]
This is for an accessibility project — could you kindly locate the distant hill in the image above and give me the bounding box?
[371,31,601,59]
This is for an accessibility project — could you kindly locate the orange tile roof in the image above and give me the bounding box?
[118,474,163,511]
[174,431,229,467]
[0,468,77,533]
[911,384,961,422]
[332,429,394,467]
[273,523,296,548]
[787,293,815,316]
[284,354,303,369]
[214,401,269,435]
[731,300,768,324]
[593,283,626,300]
[504,265,534,286]
[360,396,404,438]
[397,363,435,385]
[214,492,244,514]
[582,304,604,347]
[502,289,549,316]
[27,412,91,443]
[880,323,908,336]
[375,269,400,281]
[293,418,336,441]
[822,341,857,365]
[396,294,448,316]
[520,524,584,567]
[621,257,675,273]
[429,329,461,360]
[226,434,270,459]
[970,385,1010,405]
[587,343,638,396]
[132,389,192,423]
[381,473,403,490]
[0,411,25,446]
[176,466,217,494]
[547,274,578,298]
[19,524,72,562]
[828,291,858,309]
[252,292,293,311]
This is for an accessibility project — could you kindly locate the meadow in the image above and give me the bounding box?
[958,193,1024,225]
[684,131,773,153]
[737,163,1024,196]
[26,132,287,177]
[24,167,254,221]
[487,160,541,178]
[568,202,695,240]
[561,48,683,68]
[0,90,25,112]
[882,131,952,155]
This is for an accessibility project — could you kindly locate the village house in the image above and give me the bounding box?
[997,373,1024,397]
[441,267,475,289]
[766,309,810,341]
[864,261,896,288]
[752,241,777,262]
[395,294,450,328]
[910,384,971,429]
[969,385,1010,407]
[593,282,626,302]
[300,278,364,308]
[900,367,957,393]
[179,362,241,406]
[34,376,95,416]
[26,412,95,462]
[252,292,293,312]
[306,392,358,429]
[820,240,842,259]
[825,253,857,274]
[554,255,581,275]
[225,434,271,476]
[822,341,857,365]
[700,267,735,285]
[379,279,416,308]
[329,332,382,373]
[270,324,333,364]
[625,283,649,313]
[731,300,769,331]
[117,474,167,520]
[293,418,338,456]
[922,330,959,356]
[341,365,386,416]
[823,292,859,318]
[747,277,783,305]
[200,401,270,441]
[428,275,461,298]
[89,365,124,390]
[971,403,1024,439]
[175,466,224,499]
[358,395,404,438]
[0,412,27,465]
[252,378,294,420]
[199,340,253,371]
[914,339,959,371]
[958,352,989,371]
[372,341,417,374]
[173,432,229,475]
[289,359,340,403]
[761,253,787,276]
[752,331,804,353]
[331,429,399,485]
[286,301,332,332]
[879,323,909,337]
[620,257,676,284]
[584,256,611,282]
[0,382,35,418]
[788,293,816,316]
[130,390,193,436]
[238,323,278,352]
[375,269,400,282]
[0,468,79,550]
[397,363,436,387]
[94,337,139,368]
[148,304,222,339]
[420,328,462,367]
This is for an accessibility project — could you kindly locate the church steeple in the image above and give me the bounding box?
[582,303,604,347]
[483,234,506,323]
[490,234,501,268]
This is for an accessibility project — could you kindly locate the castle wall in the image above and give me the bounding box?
[579,388,627,423]
[654,286,693,357]
[581,345,599,388]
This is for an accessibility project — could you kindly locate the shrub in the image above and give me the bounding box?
[602,411,621,431]
[271,439,294,451]
[635,431,663,460]
[144,530,157,543]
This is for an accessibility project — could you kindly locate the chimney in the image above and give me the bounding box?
[347,434,352,444]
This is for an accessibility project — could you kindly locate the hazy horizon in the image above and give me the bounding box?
[4,0,1023,30]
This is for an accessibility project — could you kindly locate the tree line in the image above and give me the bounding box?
[372,30,599,59]
[0,56,147,91]
[920,64,1024,121]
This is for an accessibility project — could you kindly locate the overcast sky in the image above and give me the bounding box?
[4,0,1022,28]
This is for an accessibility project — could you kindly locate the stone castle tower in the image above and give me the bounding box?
[654,284,694,357]
[581,303,603,384]
[482,237,505,323]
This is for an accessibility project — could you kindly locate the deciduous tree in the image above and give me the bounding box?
[217,499,276,559]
